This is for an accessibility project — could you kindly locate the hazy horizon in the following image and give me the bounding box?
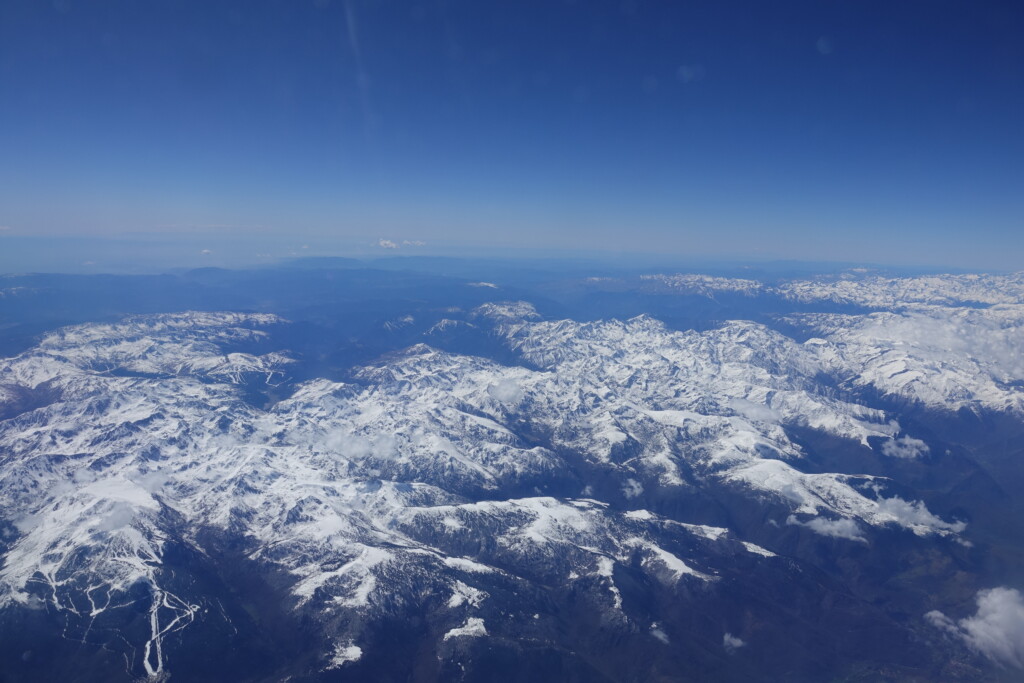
[2,0,1022,271]
[0,231,1014,277]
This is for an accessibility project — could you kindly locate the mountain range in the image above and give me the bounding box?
[0,264,1022,681]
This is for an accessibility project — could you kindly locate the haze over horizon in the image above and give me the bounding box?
[1,0,1022,270]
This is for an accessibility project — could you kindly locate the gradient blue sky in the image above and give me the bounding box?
[1,0,1022,269]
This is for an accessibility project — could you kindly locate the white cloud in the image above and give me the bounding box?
[723,632,746,653]
[95,502,137,532]
[133,469,170,494]
[787,514,867,543]
[875,496,965,534]
[378,239,398,249]
[443,617,487,640]
[882,435,929,459]
[326,642,362,668]
[402,240,425,247]
[199,249,213,255]
[927,587,1024,669]
[729,398,780,423]
[325,430,396,461]
[622,478,644,499]
[487,379,523,404]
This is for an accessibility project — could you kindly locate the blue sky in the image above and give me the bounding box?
[0,0,1021,270]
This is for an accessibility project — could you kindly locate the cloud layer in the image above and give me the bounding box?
[787,514,866,543]
[926,587,1024,669]
[723,632,746,653]
[881,435,929,459]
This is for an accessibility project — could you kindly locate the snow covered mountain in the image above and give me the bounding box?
[776,272,1024,308]
[643,270,1024,309]
[630,271,1024,414]
[792,304,1024,413]
[0,269,1021,681]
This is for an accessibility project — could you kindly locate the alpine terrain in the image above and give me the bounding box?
[0,264,1022,682]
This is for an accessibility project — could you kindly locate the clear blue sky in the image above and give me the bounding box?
[0,0,1021,269]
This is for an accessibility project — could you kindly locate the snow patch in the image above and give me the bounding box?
[741,542,776,558]
[443,557,495,574]
[447,581,487,609]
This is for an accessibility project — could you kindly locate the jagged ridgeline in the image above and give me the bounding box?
[0,269,1023,682]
